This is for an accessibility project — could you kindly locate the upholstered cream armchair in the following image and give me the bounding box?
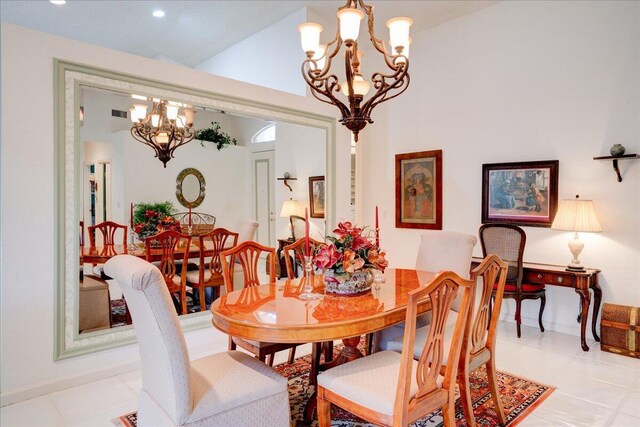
[104,255,290,427]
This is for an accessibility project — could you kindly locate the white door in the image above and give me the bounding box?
[253,150,275,247]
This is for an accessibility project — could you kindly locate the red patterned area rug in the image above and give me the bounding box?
[116,352,553,427]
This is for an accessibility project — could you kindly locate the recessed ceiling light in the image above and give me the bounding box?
[50,0,66,5]
[152,10,165,18]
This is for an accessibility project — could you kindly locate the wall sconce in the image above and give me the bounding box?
[277,172,297,191]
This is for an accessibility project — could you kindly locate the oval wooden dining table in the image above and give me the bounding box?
[210,268,436,422]
[81,241,217,264]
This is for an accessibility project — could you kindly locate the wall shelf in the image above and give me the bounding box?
[593,154,639,182]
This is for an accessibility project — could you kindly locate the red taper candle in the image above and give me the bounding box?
[305,208,310,256]
[375,205,380,247]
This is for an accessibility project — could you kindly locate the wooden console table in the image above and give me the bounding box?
[472,258,601,351]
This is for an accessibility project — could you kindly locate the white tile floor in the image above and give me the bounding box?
[1,322,639,426]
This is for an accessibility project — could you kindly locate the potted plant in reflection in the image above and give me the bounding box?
[133,201,181,242]
[314,222,388,295]
[195,121,237,150]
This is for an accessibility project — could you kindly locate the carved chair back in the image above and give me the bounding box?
[283,237,325,279]
[479,224,525,288]
[198,228,239,281]
[221,241,275,292]
[395,271,473,423]
[88,220,127,247]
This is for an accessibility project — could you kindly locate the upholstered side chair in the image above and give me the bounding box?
[373,230,477,353]
[104,255,290,427]
[316,271,473,427]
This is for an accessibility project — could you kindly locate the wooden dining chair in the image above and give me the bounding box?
[479,224,545,338]
[186,228,238,311]
[88,220,127,247]
[283,238,333,381]
[221,240,300,366]
[316,271,474,427]
[145,230,192,315]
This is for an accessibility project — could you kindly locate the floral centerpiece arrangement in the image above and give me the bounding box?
[313,221,388,295]
[133,201,181,241]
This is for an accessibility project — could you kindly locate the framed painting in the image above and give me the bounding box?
[309,175,325,218]
[395,150,442,229]
[481,160,559,227]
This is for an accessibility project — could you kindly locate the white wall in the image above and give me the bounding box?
[359,1,640,335]
[0,23,350,402]
[194,8,308,96]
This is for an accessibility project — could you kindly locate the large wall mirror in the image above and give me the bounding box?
[55,60,337,359]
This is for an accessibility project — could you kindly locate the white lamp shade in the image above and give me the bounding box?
[337,8,364,42]
[298,22,323,53]
[133,104,148,121]
[151,114,160,127]
[280,199,302,217]
[156,132,169,146]
[183,107,196,125]
[341,74,370,97]
[176,115,186,129]
[551,199,602,232]
[129,107,138,122]
[312,44,327,71]
[387,17,413,50]
[166,104,179,120]
[392,37,412,64]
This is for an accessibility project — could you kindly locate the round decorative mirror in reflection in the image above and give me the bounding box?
[176,168,205,208]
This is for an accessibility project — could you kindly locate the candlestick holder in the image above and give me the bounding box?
[128,229,137,252]
[299,255,321,300]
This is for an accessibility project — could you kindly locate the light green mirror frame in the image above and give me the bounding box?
[54,59,337,360]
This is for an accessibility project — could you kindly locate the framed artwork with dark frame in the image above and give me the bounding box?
[481,160,559,227]
[308,175,325,218]
[395,150,442,230]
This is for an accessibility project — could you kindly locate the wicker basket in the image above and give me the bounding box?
[600,303,640,359]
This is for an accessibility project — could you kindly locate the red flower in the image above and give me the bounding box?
[314,245,342,270]
[134,224,144,233]
[333,221,362,239]
[145,210,159,219]
[351,235,372,251]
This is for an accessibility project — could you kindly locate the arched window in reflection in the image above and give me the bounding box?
[251,123,276,144]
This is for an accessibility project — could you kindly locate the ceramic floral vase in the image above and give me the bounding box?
[323,269,374,295]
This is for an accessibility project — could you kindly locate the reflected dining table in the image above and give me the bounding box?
[81,241,218,264]
[209,268,436,421]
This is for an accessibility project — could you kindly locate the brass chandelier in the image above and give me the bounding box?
[130,99,196,167]
[298,0,412,141]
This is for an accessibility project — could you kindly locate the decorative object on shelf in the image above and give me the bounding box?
[314,221,388,295]
[280,199,303,240]
[551,195,602,272]
[277,172,297,191]
[395,150,442,230]
[132,201,180,241]
[609,144,626,157]
[308,176,325,218]
[130,98,196,167]
[593,153,639,183]
[195,121,237,150]
[481,160,559,227]
[298,0,412,142]
[175,168,205,209]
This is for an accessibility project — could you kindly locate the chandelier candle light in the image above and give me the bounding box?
[130,98,196,167]
[298,0,412,141]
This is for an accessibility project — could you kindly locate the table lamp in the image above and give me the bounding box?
[551,195,602,271]
[280,199,302,240]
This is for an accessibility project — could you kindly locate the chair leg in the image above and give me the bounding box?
[310,343,322,386]
[317,387,332,427]
[199,287,206,312]
[441,401,456,427]
[538,293,546,332]
[266,353,274,366]
[180,288,187,315]
[457,365,476,427]
[287,346,296,364]
[486,360,506,425]
[228,335,236,351]
[323,340,334,362]
[515,299,522,338]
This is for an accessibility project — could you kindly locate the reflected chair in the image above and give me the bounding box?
[104,255,290,427]
[221,241,300,366]
[283,237,332,381]
[186,228,238,311]
[145,230,191,315]
[316,271,473,427]
[479,224,545,338]
[88,220,128,278]
[373,230,477,353]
